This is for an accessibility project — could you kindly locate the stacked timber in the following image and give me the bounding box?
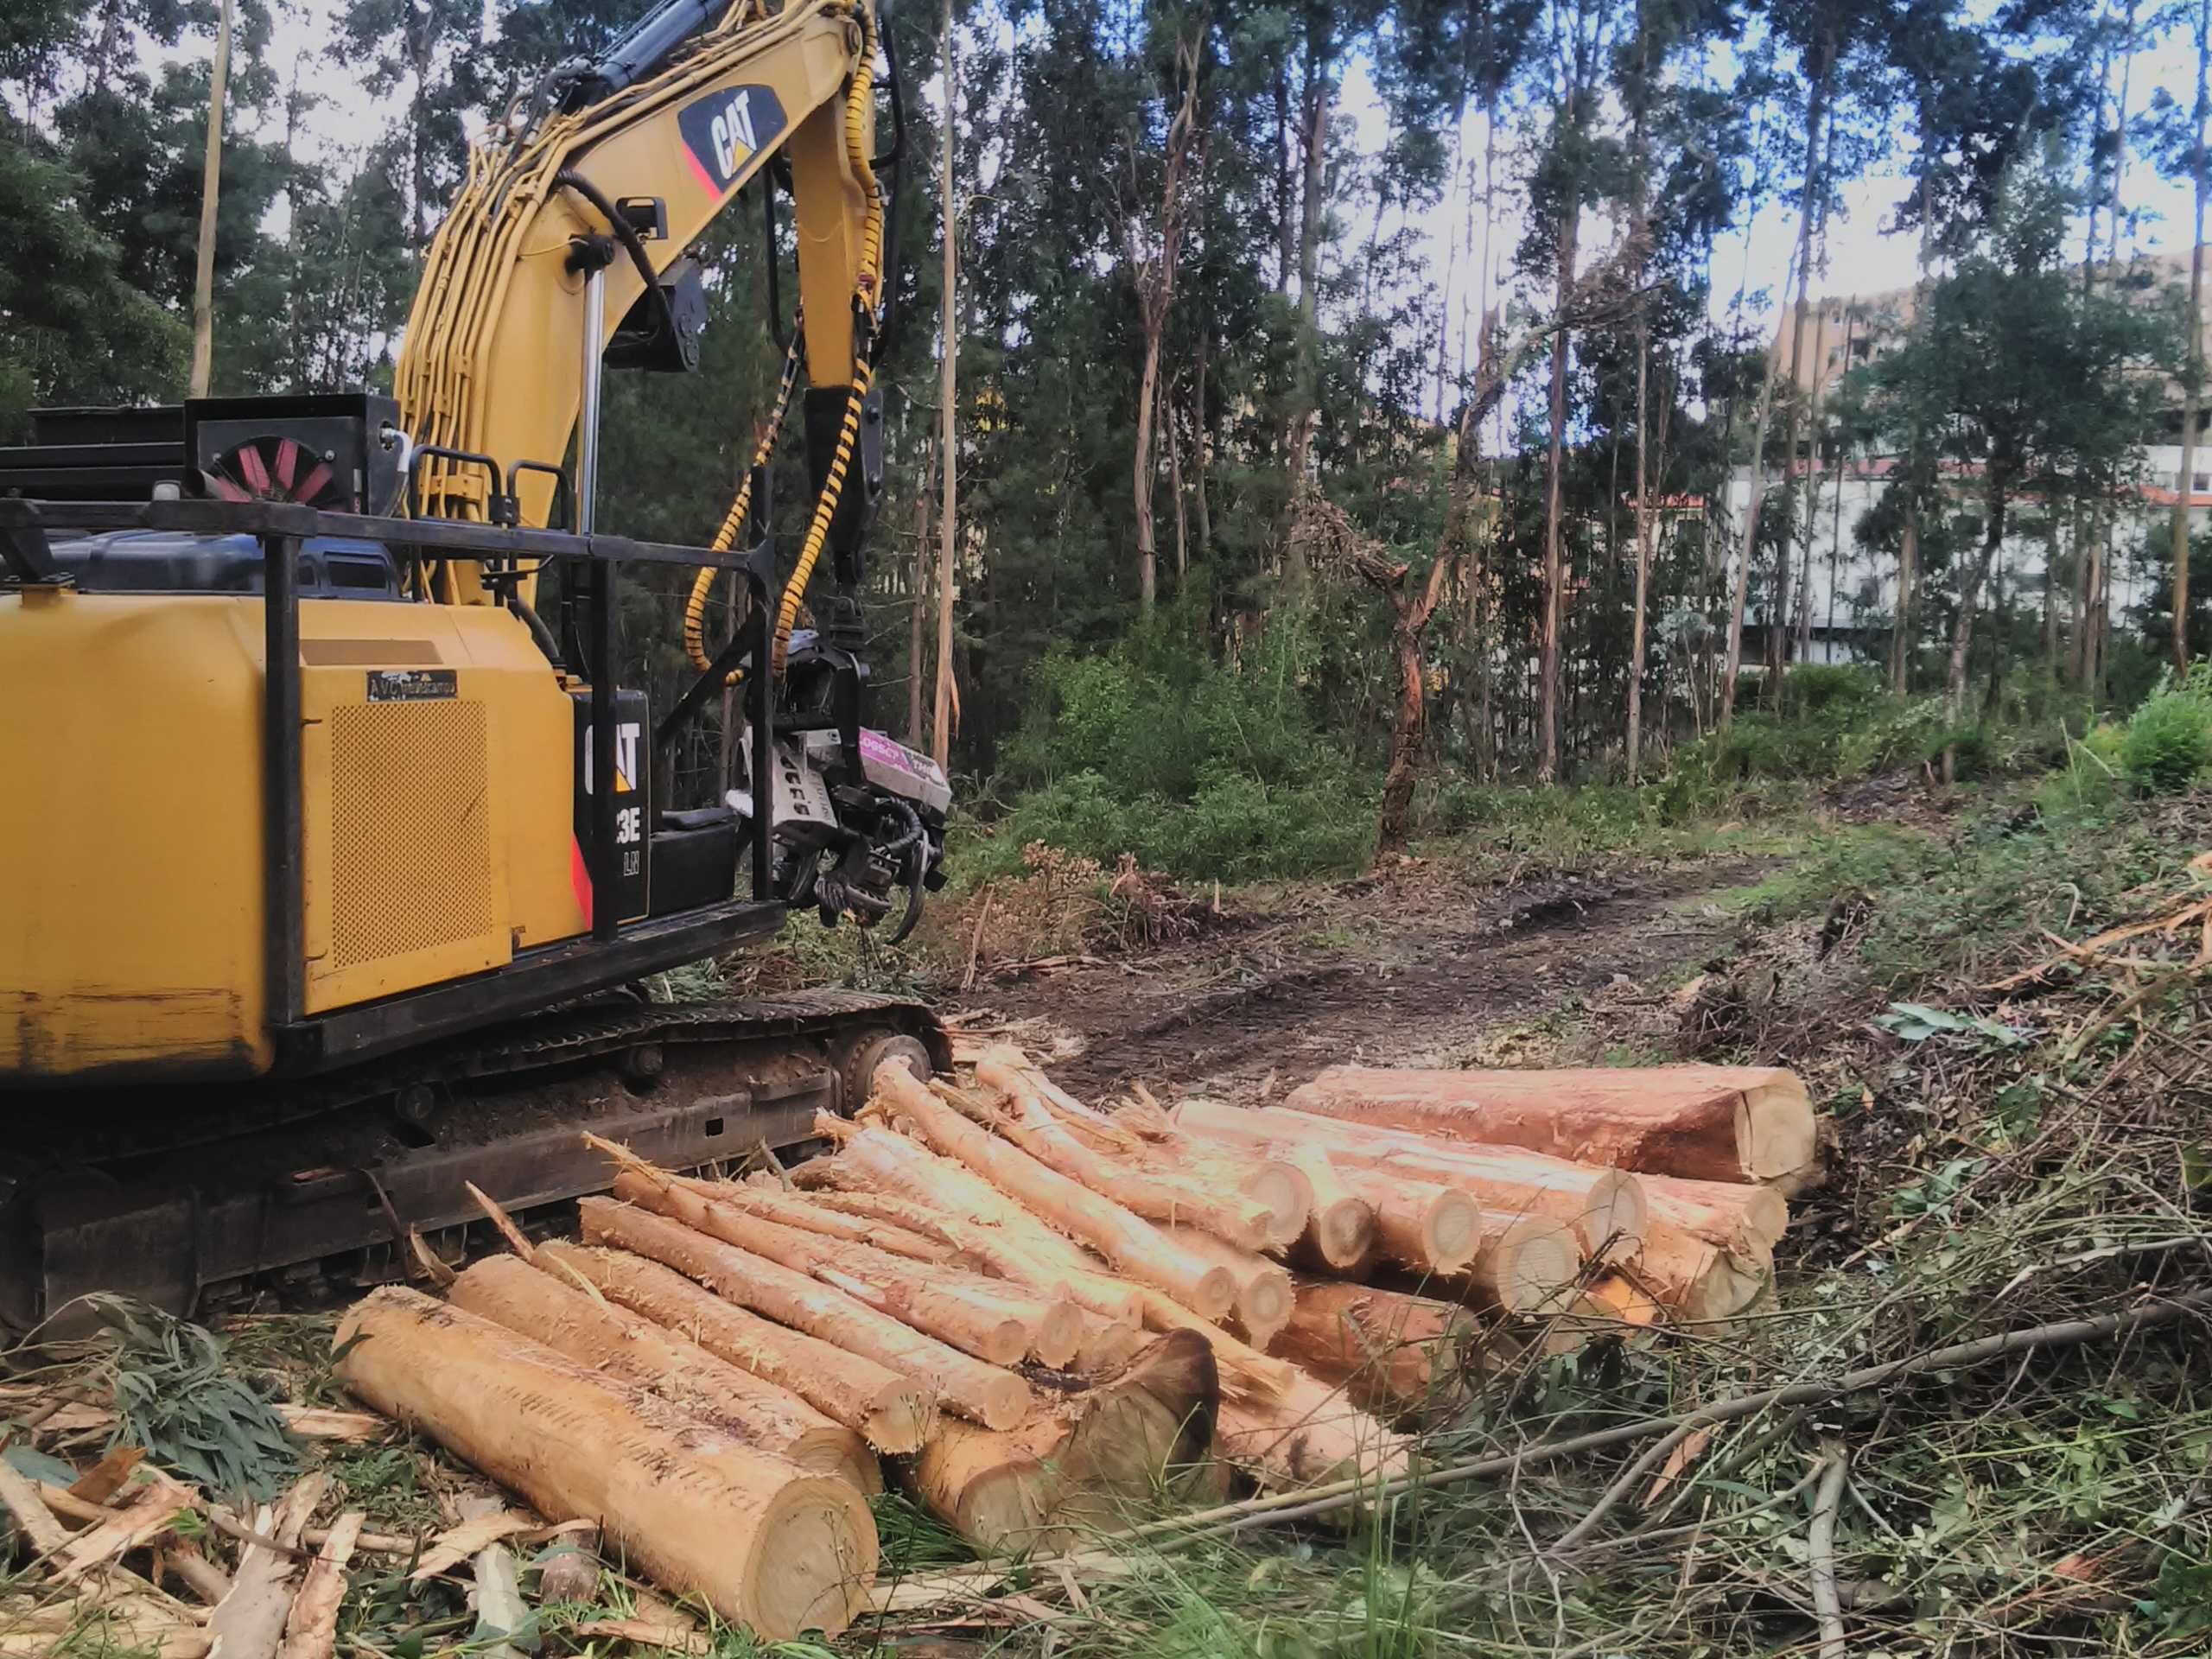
[327,1047,1807,1624]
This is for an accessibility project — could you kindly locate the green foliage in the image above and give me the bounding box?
[92,1296,299,1501]
[2121,663,2212,791]
[989,620,1376,881]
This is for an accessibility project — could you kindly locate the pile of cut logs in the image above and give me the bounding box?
[334,1050,1815,1637]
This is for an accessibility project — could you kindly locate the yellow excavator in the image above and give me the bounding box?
[0,0,951,1328]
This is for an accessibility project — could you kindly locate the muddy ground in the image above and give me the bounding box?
[946,854,1774,1103]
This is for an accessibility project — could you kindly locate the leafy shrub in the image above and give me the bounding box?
[2122,693,2212,791]
[988,620,1375,881]
[1779,662,1885,715]
[2122,666,2212,791]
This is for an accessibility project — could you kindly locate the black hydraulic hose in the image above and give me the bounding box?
[554,168,679,354]
[874,794,922,859]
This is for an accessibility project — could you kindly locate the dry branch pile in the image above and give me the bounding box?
[305,1046,1811,1640]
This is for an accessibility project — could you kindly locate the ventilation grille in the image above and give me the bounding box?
[329,701,493,969]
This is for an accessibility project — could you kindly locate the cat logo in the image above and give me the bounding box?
[677,85,789,194]
[582,721,641,794]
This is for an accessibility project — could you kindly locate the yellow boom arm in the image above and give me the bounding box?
[394,0,883,546]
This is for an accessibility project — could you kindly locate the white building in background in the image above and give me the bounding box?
[1721,248,2212,664]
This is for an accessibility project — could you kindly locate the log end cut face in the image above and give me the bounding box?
[741,1475,882,1640]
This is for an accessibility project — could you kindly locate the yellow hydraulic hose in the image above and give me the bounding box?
[683,319,805,678]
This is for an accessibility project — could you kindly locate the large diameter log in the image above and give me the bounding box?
[1640,1174,1788,1254]
[912,1331,1218,1555]
[537,1243,927,1453]
[1281,1144,1375,1271]
[971,1060,1280,1250]
[1346,1172,1484,1276]
[608,1170,1033,1367]
[447,1256,879,1494]
[1160,1225,1294,1347]
[1177,1100,1647,1255]
[1464,1212,1585,1314]
[579,1198,1031,1430]
[334,1288,876,1639]
[1285,1064,1816,1184]
[1626,1221,1773,1326]
[868,1064,1237,1321]
[1216,1369,1413,1491]
[1274,1280,1477,1423]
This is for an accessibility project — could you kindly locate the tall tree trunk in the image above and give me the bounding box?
[1770,36,1834,701]
[1945,478,2009,784]
[1274,63,1295,294]
[907,437,936,748]
[2173,0,2209,672]
[1283,33,1329,504]
[1166,377,1188,585]
[1891,512,1918,692]
[1192,321,1211,561]
[1537,205,1578,782]
[188,0,233,399]
[931,0,958,772]
[1720,327,1783,729]
[1134,332,1161,613]
[1625,7,1653,784]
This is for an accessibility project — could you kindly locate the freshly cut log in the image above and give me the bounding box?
[1160,1224,1294,1347]
[1344,1172,1483,1275]
[579,1198,1032,1430]
[607,1168,1036,1367]
[1640,1174,1788,1254]
[689,1176,951,1263]
[334,1288,877,1640]
[800,1129,1151,1327]
[912,1331,1217,1554]
[1176,1100,1647,1255]
[1284,1064,1816,1184]
[1461,1211,1584,1314]
[448,1256,880,1493]
[970,1060,1278,1249]
[1135,1291,1299,1403]
[1173,1145,1310,1249]
[1568,1272,1662,1341]
[1281,1144,1375,1271]
[867,1063,1237,1321]
[537,1243,926,1452]
[1216,1368,1413,1491]
[1273,1280,1477,1423]
[1624,1221,1771,1325]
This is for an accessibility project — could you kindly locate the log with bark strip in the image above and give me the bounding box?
[1624,1221,1772,1326]
[535,1242,929,1452]
[1175,1099,1649,1255]
[969,1058,1282,1249]
[603,1163,1075,1368]
[579,1197,1033,1429]
[912,1330,1217,1554]
[1273,1280,1478,1424]
[865,1062,1239,1320]
[334,1288,878,1639]
[1284,1064,1817,1185]
[448,1255,880,1493]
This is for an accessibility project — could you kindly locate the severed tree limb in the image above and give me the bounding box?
[1548,1421,1704,1558]
[1808,1444,1849,1659]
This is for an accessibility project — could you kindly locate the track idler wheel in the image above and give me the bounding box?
[836,1029,933,1115]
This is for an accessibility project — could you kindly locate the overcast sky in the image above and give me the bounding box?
[230,0,2202,377]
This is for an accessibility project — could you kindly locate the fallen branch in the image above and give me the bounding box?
[1808,1445,1849,1659]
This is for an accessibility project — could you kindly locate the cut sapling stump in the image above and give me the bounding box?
[334,1288,878,1640]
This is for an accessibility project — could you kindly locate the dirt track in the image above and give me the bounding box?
[950,855,1770,1102]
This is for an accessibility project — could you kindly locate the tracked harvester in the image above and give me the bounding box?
[0,0,954,1328]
